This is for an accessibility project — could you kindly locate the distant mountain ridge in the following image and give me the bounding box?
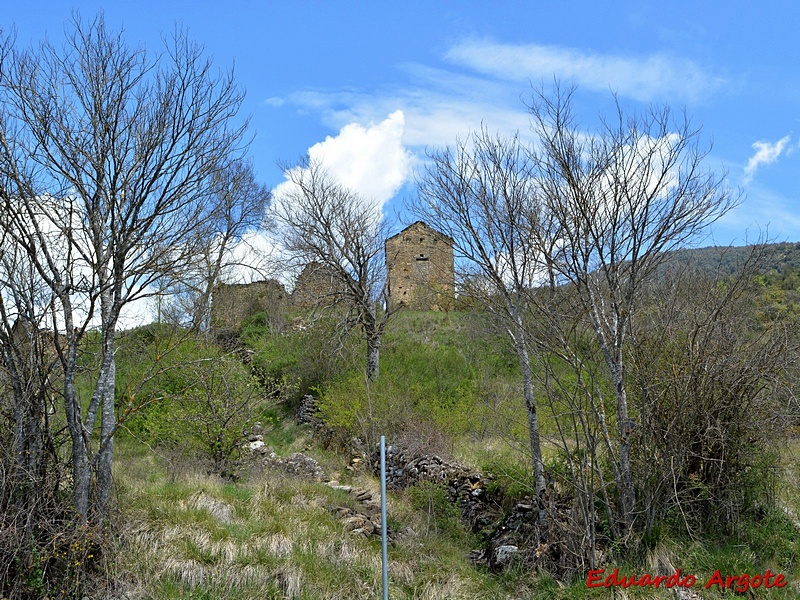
[661,241,800,277]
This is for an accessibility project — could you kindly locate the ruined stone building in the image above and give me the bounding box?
[210,279,289,331]
[385,221,454,311]
[290,262,349,309]
[209,222,455,331]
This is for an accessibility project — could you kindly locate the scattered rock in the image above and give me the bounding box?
[328,483,353,493]
[493,544,519,567]
[262,442,554,573]
[326,480,391,539]
[344,515,367,531]
[332,495,385,538]
[354,489,373,502]
[264,452,325,481]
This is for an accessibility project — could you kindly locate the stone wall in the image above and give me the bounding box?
[385,221,454,311]
[290,262,349,309]
[210,222,456,331]
[210,279,289,331]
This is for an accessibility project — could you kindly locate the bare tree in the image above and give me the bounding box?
[274,159,394,381]
[529,85,740,529]
[0,227,62,545]
[158,158,273,330]
[0,14,247,522]
[630,247,792,535]
[412,128,548,522]
[413,86,740,537]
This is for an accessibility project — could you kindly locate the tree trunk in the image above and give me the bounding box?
[5,328,44,506]
[613,371,635,530]
[587,295,635,530]
[65,372,91,521]
[513,314,547,525]
[94,285,119,516]
[192,232,228,332]
[366,333,381,381]
[95,333,117,514]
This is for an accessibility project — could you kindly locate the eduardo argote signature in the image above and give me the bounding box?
[586,567,787,593]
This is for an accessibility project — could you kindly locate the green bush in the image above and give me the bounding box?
[116,329,274,478]
[172,355,265,478]
[318,321,487,449]
[246,313,357,403]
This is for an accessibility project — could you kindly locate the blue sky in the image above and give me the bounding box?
[6,1,800,246]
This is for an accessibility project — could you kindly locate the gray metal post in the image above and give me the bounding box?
[380,435,388,600]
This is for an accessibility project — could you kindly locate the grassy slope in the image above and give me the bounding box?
[114,436,535,599]
[111,309,800,599]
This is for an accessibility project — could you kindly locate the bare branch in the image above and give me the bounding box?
[274,159,394,380]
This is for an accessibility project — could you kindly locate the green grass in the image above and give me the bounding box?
[110,437,800,599]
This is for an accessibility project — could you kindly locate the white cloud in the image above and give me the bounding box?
[224,230,278,283]
[445,40,724,103]
[266,111,413,285]
[308,110,412,207]
[284,41,726,165]
[743,135,791,184]
[275,110,413,212]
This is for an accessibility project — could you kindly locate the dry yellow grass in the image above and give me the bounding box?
[113,442,521,599]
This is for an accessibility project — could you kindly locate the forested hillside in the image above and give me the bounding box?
[663,241,800,277]
[3,249,800,598]
[100,262,800,597]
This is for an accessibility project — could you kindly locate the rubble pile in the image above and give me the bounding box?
[375,444,471,489]
[446,471,503,535]
[263,451,326,481]
[371,442,552,572]
[327,484,387,538]
[296,394,319,425]
[472,500,547,571]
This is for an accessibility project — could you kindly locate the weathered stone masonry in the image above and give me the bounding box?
[210,221,455,329]
[385,221,454,311]
[210,279,289,331]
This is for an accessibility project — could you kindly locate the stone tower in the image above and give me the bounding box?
[385,221,454,311]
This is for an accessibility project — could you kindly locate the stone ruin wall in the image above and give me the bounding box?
[211,222,455,331]
[210,264,346,332]
[210,279,289,331]
[385,221,454,311]
[290,262,348,309]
